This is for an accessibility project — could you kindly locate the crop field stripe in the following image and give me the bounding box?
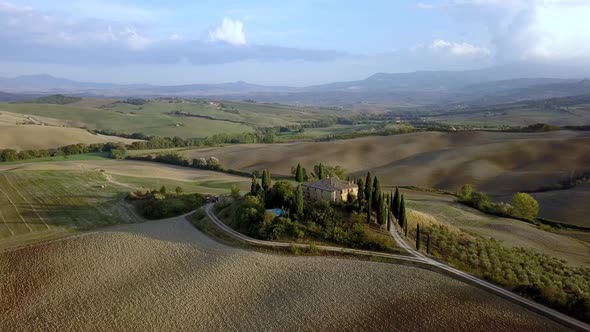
[0,210,14,236]
[2,174,49,230]
[0,187,32,233]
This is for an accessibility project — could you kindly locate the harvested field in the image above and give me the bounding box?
[184,131,590,194]
[0,216,570,332]
[0,124,138,150]
[529,183,590,228]
[406,199,590,267]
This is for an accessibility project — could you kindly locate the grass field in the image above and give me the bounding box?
[0,170,141,250]
[0,216,569,331]
[428,106,590,127]
[0,99,347,139]
[0,160,254,249]
[405,198,590,267]
[0,152,111,165]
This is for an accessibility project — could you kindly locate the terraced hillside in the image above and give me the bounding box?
[0,216,570,331]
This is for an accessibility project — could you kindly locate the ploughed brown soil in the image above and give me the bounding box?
[0,216,570,331]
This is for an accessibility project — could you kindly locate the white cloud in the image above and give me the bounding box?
[209,17,246,46]
[430,39,491,56]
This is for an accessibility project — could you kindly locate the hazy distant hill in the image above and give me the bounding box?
[2,62,589,106]
[0,91,41,102]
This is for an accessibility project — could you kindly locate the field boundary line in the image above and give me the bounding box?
[2,174,49,230]
[0,187,32,233]
[0,210,14,236]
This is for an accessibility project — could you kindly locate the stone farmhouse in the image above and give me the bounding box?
[301,177,358,202]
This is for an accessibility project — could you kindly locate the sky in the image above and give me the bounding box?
[1,0,589,86]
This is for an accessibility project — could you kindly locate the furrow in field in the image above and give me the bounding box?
[2,174,50,230]
[0,210,14,237]
[0,187,32,234]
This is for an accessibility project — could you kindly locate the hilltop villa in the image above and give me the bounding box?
[301,177,358,202]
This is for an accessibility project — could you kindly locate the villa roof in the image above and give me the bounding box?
[301,177,357,192]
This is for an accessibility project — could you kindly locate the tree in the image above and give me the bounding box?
[511,192,539,220]
[357,178,365,211]
[372,176,382,211]
[295,163,305,182]
[109,147,126,159]
[426,233,431,254]
[293,185,304,219]
[175,186,183,195]
[459,184,473,201]
[416,224,421,250]
[266,180,294,209]
[377,194,387,226]
[0,149,18,162]
[159,185,166,195]
[206,157,220,170]
[230,185,240,198]
[386,206,391,231]
[261,169,271,191]
[317,163,326,180]
[470,192,491,210]
[192,158,207,168]
[365,172,373,222]
[392,187,400,219]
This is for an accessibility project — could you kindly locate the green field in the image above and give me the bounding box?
[0,170,141,248]
[0,100,345,139]
[0,152,111,165]
[112,174,250,195]
[0,167,254,249]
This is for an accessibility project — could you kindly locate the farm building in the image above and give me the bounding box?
[301,177,358,202]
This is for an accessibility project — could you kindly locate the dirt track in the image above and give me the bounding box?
[0,215,570,331]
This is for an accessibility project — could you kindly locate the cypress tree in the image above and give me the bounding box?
[416,224,421,250]
[386,206,391,231]
[293,185,304,219]
[262,169,271,191]
[392,187,400,219]
[317,163,326,180]
[365,172,372,219]
[377,194,386,225]
[372,176,381,211]
[426,233,431,254]
[295,163,304,182]
[357,178,365,211]
[250,172,258,195]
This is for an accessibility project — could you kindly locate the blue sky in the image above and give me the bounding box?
[1,0,589,85]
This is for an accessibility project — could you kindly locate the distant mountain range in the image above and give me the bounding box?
[2,62,590,106]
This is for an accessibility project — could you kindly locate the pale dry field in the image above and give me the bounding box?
[0,216,570,332]
[0,160,252,185]
[0,125,138,150]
